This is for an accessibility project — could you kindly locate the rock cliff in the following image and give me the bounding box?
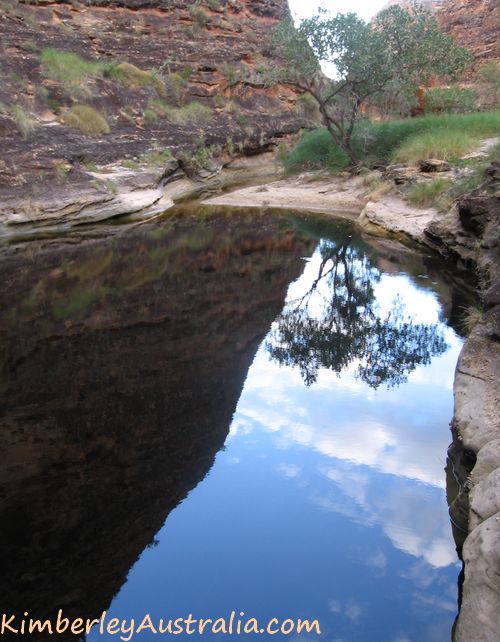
[0,0,304,193]
[436,0,499,77]
[427,184,500,642]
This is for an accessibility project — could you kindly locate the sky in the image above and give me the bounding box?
[288,0,388,23]
[287,0,389,76]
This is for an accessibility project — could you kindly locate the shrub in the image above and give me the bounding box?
[284,129,350,173]
[143,108,158,124]
[41,49,167,98]
[11,104,35,138]
[140,148,173,166]
[298,93,321,123]
[162,101,213,125]
[283,111,500,173]
[167,71,189,105]
[221,62,242,87]
[478,62,500,103]
[195,145,213,169]
[188,3,209,27]
[407,178,452,207]
[41,48,105,93]
[424,86,477,114]
[460,305,482,335]
[62,105,110,135]
[107,62,166,97]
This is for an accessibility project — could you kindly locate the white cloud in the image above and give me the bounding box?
[277,463,302,478]
[288,0,387,23]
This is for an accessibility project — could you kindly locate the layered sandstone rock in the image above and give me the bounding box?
[0,0,304,191]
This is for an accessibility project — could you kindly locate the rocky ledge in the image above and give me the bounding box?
[431,192,500,642]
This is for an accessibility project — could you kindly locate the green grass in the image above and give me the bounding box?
[153,101,213,125]
[407,178,452,208]
[52,287,108,320]
[62,104,110,136]
[41,49,166,98]
[107,62,166,97]
[41,48,106,92]
[140,148,174,166]
[393,130,478,164]
[11,104,35,139]
[143,108,158,124]
[284,111,500,173]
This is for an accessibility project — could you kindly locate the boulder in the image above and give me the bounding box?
[419,158,451,173]
[384,164,418,184]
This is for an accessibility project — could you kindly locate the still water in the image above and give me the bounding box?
[0,210,472,642]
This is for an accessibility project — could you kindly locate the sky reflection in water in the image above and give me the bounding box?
[89,237,463,642]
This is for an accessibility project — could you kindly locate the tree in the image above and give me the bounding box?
[271,4,471,166]
[266,235,448,388]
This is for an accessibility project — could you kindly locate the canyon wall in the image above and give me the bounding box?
[0,0,304,191]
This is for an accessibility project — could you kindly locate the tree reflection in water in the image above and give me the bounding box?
[266,234,448,388]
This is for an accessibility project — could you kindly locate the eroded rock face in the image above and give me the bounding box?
[0,212,313,641]
[427,180,500,641]
[0,0,303,191]
[436,0,500,77]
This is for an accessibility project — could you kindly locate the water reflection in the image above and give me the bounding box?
[0,210,473,642]
[267,232,448,387]
[0,212,312,640]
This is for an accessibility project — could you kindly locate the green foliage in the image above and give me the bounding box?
[407,178,452,207]
[143,108,158,124]
[424,86,477,114]
[221,62,242,87]
[284,111,500,173]
[122,158,140,169]
[41,49,166,98]
[62,104,110,136]
[11,104,35,139]
[188,1,209,27]
[139,148,173,166]
[52,287,108,320]
[393,130,477,163]
[161,101,213,125]
[106,62,166,97]
[297,93,321,123]
[271,5,471,164]
[167,71,189,105]
[41,48,106,95]
[488,141,500,163]
[284,129,350,173]
[479,61,500,103]
[194,145,213,169]
[55,161,71,180]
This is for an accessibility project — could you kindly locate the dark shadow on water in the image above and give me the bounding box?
[0,208,476,640]
[0,212,313,640]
